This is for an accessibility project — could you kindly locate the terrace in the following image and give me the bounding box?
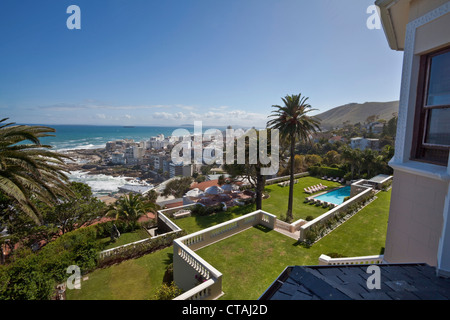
[65,175,391,300]
[173,189,391,299]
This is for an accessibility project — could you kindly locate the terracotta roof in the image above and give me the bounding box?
[164,201,184,209]
[190,179,220,191]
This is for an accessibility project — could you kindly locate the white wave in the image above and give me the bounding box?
[55,143,106,152]
[67,171,133,196]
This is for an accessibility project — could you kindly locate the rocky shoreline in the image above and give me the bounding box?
[63,148,144,179]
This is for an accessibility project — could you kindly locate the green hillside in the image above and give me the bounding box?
[314,101,399,130]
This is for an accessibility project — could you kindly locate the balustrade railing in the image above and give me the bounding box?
[319,254,385,266]
[173,210,276,300]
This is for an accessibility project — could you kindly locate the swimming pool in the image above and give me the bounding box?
[313,186,351,205]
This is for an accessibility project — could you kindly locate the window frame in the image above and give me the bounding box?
[411,46,450,166]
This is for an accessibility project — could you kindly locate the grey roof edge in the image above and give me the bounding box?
[258,266,293,300]
[259,263,450,300]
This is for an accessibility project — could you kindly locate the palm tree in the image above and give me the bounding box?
[106,193,149,223]
[0,118,71,224]
[341,146,356,180]
[267,94,320,222]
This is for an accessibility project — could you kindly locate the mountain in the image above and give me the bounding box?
[313,101,399,130]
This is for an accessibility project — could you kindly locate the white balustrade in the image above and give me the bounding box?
[319,254,385,266]
[173,210,276,300]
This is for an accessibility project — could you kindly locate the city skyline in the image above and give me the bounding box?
[0,0,404,127]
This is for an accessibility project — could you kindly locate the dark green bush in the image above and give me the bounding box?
[0,226,100,300]
[309,166,345,178]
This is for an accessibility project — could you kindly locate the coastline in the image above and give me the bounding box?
[61,148,158,200]
[63,148,142,178]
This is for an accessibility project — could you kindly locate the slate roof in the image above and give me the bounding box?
[259,264,450,300]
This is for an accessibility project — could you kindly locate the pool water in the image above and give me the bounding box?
[313,186,351,205]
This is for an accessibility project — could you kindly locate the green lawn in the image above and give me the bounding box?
[66,188,391,300]
[170,204,256,234]
[65,247,173,300]
[172,176,342,232]
[262,176,342,221]
[196,189,391,300]
[97,228,150,250]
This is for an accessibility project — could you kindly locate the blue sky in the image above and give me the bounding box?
[0,0,404,127]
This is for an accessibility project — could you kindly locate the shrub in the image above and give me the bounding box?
[163,263,174,284]
[153,281,183,300]
[305,215,314,221]
[0,225,100,300]
[94,220,142,239]
[190,204,207,216]
[304,229,318,245]
[309,166,345,178]
[97,230,185,268]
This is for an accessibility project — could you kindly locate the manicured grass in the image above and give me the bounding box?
[172,176,342,233]
[67,188,391,300]
[97,228,150,250]
[262,176,342,221]
[170,204,256,234]
[65,247,173,300]
[196,189,391,300]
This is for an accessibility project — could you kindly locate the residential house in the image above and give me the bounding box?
[350,137,380,150]
[377,0,450,275]
[261,0,450,300]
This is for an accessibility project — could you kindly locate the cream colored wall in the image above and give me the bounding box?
[409,0,450,21]
[414,11,450,54]
[384,170,447,266]
[384,0,450,269]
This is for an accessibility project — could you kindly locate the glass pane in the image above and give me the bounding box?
[424,108,450,146]
[427,50,450,106]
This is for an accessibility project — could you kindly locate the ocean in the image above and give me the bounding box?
[37,125,194,152]
[34,125,197,196]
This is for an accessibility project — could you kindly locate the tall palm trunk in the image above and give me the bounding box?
[286,135,295,222]
[255,169,265,210]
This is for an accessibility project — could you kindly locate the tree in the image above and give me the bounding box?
[145,189,158,204]
[223,128,277,210]
[0,118,71,224]
[362,148,376,178]
[267,94,320,222]
[323,150,340,166]
[340,146,362,180]
[218,174,226,186]
[106,193,149,223]
[304,154,322,168]
[162,176,193,198]
[45,182,106,234]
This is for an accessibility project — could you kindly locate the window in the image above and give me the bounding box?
[412,46,450,166]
